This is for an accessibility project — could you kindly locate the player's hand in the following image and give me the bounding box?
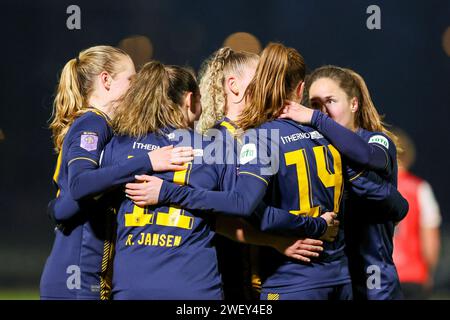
[125,175,163,207]
[279,100,314,124]
[273,238,324,263]
[148,145,193,172]
[319,211,340,242]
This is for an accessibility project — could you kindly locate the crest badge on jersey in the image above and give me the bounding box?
[80,132,98,151]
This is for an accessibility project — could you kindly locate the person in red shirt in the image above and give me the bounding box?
[393,128,442,299]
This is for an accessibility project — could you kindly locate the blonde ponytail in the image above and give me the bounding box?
[49,45,129,152]
[197,47,259,133]
[50,58,84,152]
[197,48,231,133]
[237,43,305,131]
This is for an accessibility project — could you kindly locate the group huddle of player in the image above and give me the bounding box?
[40,43,409,300]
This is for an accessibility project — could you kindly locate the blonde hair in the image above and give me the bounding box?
[237,43,306,131]
[305,65,399,146]
[113,61,198,138]
[50,45,129,152]
[197,47,259,133]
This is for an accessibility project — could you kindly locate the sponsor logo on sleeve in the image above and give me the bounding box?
[368,135,389,149]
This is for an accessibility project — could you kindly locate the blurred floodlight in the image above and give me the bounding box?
[223,32,262,54]
[443,26,450,57]
[119,35,153,69]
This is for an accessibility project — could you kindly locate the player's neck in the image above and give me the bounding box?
[88,95,114,118]
[225,105,242,123]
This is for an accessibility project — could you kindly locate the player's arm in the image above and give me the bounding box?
[157,172,268,217]
[348,168,409,222]
[281,103,392,174]
[48,194,81,222]
[311,110,392,173]
[254,201,337,240]
[215,215,324,263]
[66,118,193,200]
[126,174,338,241]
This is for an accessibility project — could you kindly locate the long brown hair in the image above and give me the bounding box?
[237,43,306,131]
[49,45,129,152]
[113,61,198,138]
[305,65,398,144]
[197,47,259,133]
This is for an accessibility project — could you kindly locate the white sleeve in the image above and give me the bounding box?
[418,181,442,228]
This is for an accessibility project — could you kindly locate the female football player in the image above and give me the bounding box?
[132,43,350,299]
[41,46,192,300]
[136,44,408,300]
[280,65,408,299]
[103,60,334,299]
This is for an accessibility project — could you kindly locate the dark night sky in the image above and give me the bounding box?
[0,0,449,288]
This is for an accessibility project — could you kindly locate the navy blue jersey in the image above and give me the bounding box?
[344,129,403,300]
[102,128,229,300]
[158,119,342,293]
[41,110,115,300]
[41,108,152,300]
[210,118,256,300]
[237,119,350,293]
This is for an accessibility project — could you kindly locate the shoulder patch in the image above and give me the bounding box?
[80,132,98,151]
[240,143,257,165]
[368,135,389,149]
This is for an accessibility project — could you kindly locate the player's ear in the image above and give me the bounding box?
[296,81,305,102]
[350,97,359,113]
[226,76,239,96]
[100,71,111,91]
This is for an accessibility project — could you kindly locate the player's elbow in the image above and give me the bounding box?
[69,176,88,201]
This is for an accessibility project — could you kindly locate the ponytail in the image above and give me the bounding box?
[197,47,231,133]
[49,45,129,152]
[50,58,84,152]
[197,47,259,133]
[237,43,305,131]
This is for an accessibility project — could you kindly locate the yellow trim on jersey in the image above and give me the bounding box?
[220,120,243,144]
[349,170,365,182]
[267,293,280,300]
[67,157,98,166]
[220,121,237,135]
[251,274,262,292]
[239,171,269,186]
[53,149,63,183]
[53,148,63,197]
[88,107,112,126]
[100,212,116,300]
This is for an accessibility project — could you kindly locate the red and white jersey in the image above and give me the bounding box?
[393,169,441,284]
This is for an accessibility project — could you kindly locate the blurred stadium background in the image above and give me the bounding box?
[0,0,449,299]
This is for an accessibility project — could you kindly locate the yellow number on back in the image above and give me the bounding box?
[284,144,343,217]
[124,163,194,230]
